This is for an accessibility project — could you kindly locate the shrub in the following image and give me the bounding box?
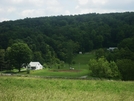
[117,59,134,80]
[89,57,120,79]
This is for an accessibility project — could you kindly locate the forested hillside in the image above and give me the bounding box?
[0,12,134,80]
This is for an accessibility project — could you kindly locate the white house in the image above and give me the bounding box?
[28,62,43,70]
[107,47,118,51]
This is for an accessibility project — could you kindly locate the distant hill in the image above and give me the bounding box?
[0,12,134,62]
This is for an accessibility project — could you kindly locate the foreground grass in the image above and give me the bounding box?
[0,76,134,101]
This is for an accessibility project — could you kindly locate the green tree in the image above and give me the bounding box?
[65,40,78,66]
[33,51,44,64]
[94,35,104,49]
[0,49,5,71]
[5,47,13,70]
[7,42,32,72]
[118,38,134,52]
[95,48,105,60]
[109,61,121,79]
[89,57,120,79]
[105,48,119,62]
[117,59,134,80]
[118,48,134,60]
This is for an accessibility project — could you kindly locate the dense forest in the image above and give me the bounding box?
[0,12,134,80]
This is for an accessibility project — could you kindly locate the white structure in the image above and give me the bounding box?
[107,47,117,51]
[70,67,74,70]
[28,62,43,70]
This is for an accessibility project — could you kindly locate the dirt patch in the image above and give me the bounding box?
[50,70,81,72]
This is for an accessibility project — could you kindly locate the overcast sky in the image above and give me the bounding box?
[0,0,134,22]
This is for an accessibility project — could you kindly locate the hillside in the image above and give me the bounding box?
[0,12,134,63]
[0,12,134,80]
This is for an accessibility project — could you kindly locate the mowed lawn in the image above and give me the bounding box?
[0,76,134,101]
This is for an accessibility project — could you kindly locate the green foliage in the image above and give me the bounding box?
[119,48,134,60]
[0,12,134,62]
[0,12,134,79]
[95,48,105,59]
[89,57,120,79]
[64,40,78,65]
[33,51,44,64]
[117,59,134,80]
[0,49,5,71]
[105,49,119,62]
[106,47,134,62]
[118,37,134,52]
[7,42,32,72]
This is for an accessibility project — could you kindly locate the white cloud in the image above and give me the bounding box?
[78,0,89,5]
[21,9,45,17]
[65,10,71,15]
[7,7,16,13]
[27,0,45,7]
[75,0,134,14]
[46,0,60,6]
[10,0,23,4]
[80,8,91,14]
[0,18,10,22]
[0,0,134,22]
[92,0,107,5]
[21,10,36,17]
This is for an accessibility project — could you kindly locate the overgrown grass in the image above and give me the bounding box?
[0,76,134,101]
[18,68,90,78]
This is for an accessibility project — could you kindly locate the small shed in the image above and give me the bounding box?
[28,62,43,70]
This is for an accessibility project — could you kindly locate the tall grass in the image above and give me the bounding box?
[0,76,134,101]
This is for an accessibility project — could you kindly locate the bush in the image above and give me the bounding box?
[89,57,120,79]
[117,59,134,80]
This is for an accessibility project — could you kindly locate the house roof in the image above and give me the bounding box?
[107,47,118,51]
[29,62,41,67]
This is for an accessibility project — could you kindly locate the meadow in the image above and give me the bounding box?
[3,52,94,78]
[26,69,90,78]
[27,52,95,78]
[1,52,133,101]
[0,76,134,101]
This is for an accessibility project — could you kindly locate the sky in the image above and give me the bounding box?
[0,0,134,22]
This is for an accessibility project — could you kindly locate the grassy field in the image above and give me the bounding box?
[2,52,94,78]
[73,51,95,64]
[0,76,134,101]
[1,51,133,101]
[18,68,90,78]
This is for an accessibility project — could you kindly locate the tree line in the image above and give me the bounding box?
[89,36,134,80]
[0,12,134,80]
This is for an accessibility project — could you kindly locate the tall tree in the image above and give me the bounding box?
[33,51,44,64]
[7,42,32,72]
[0,49,5,71]
[117,59,134,80]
